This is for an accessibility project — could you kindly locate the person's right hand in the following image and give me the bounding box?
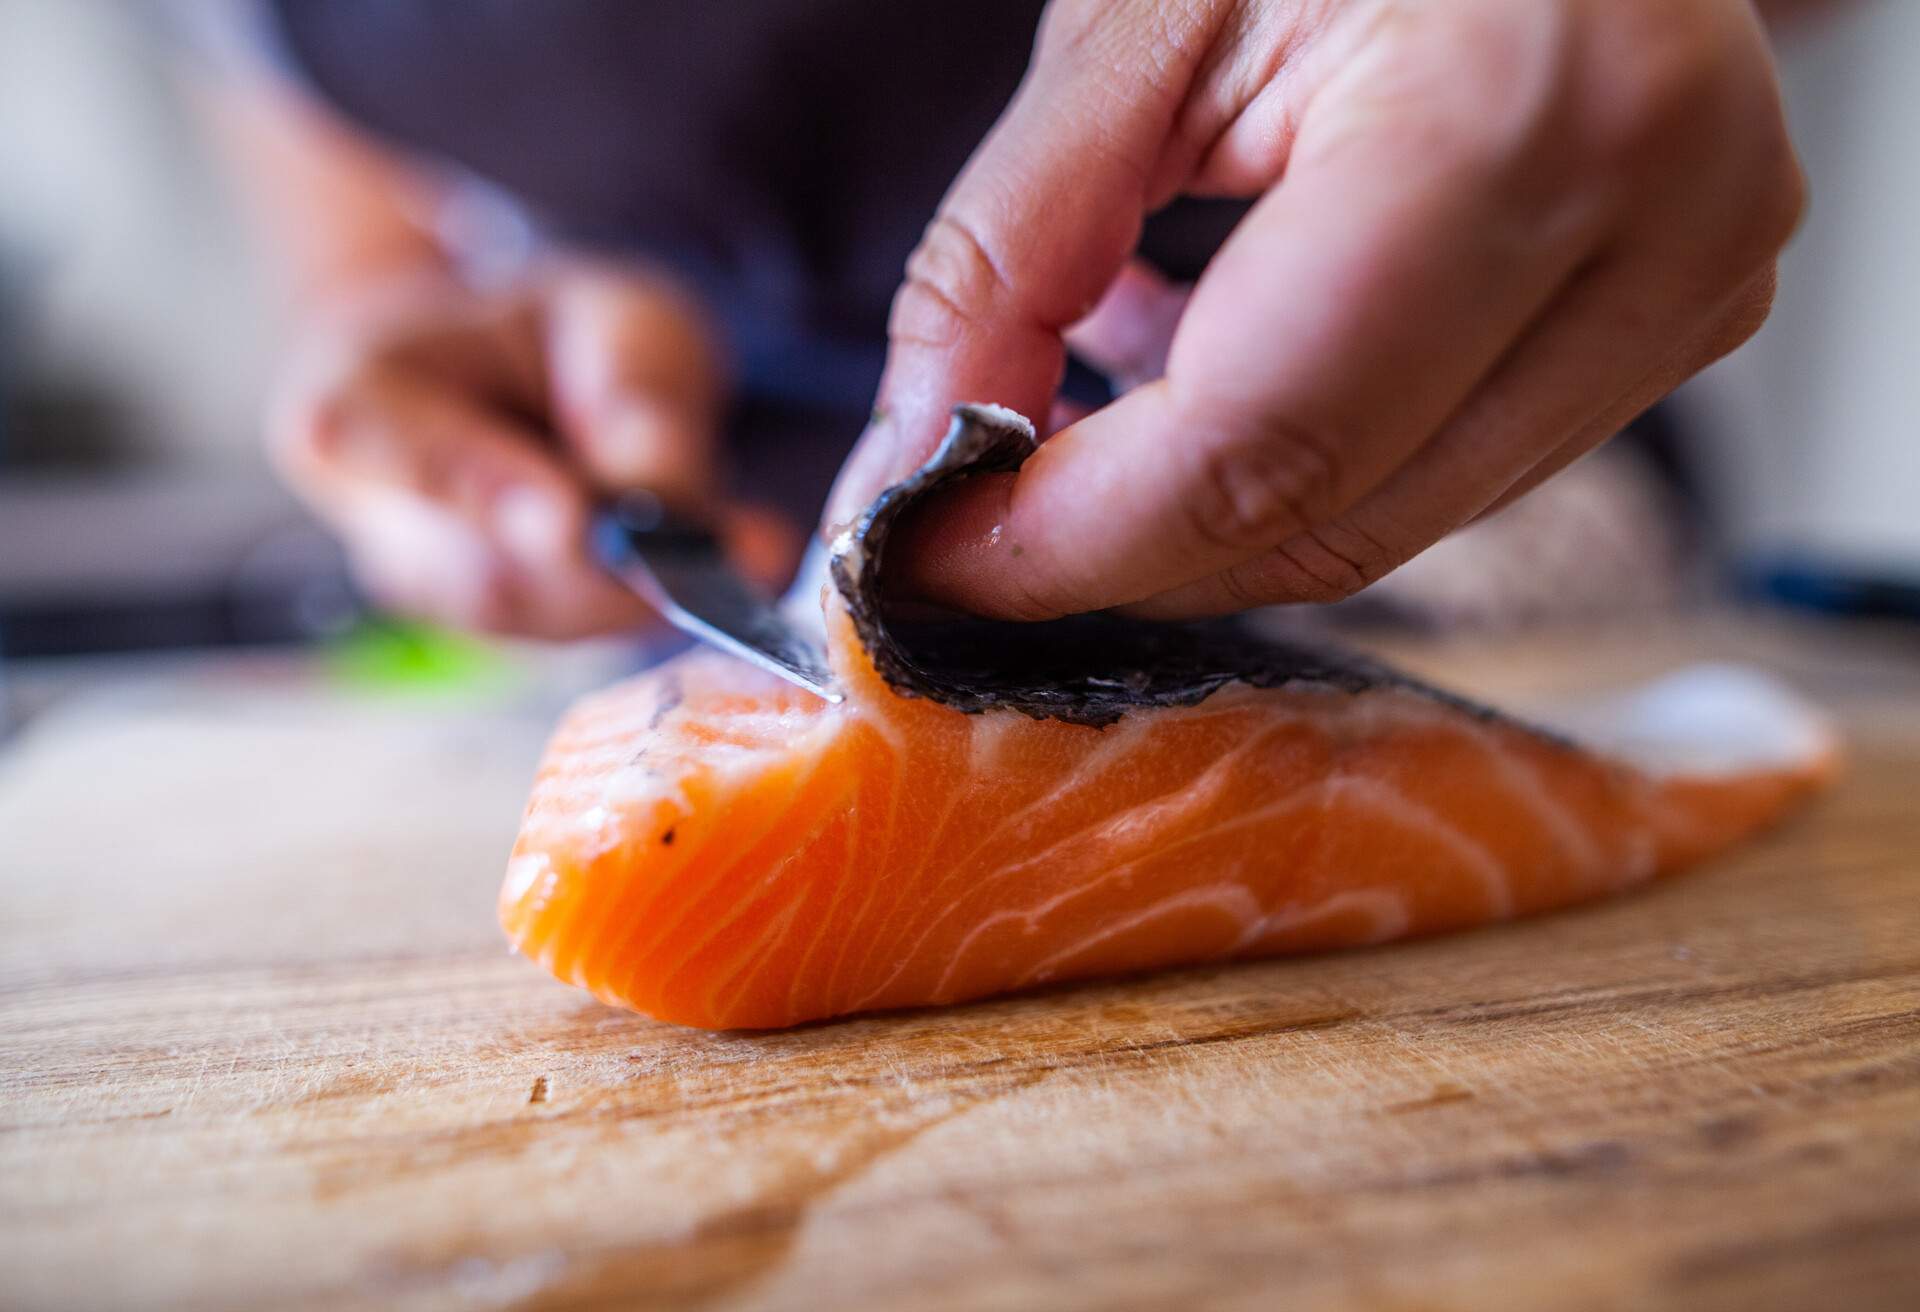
[271,263,778,639]
[831,0,1805,623]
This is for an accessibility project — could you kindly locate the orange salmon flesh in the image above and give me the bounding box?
[501,603,1834,1030]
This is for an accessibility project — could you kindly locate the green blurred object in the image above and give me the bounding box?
[323,619,516,698]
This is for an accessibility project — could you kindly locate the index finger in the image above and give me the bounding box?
[821,2,1212,529]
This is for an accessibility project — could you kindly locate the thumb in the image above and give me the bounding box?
[543,266,724,509]
[822,2,1207,529]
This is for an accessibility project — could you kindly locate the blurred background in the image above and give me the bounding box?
[0,0,1914,738]
[0,0,348,731]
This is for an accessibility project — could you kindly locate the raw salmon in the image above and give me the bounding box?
[501,407,1835,1029]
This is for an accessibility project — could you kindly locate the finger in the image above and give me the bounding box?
[1062,259,1187,392]
[891,74,1607,619]
[340,490,516,632]
[274,370,651,639]
[1475,265,1780,520]
[345,486,657,639]
[275,364,570,522]
[821,3,1216,529]
[1125,255,1786,618]
[543,268,724,507]
[317,277,550,413]
[1118,5,1803,619]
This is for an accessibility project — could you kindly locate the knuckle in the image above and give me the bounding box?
[1595,34,1717,152]
[888,212,1014,350]
[1597,72,1711,166]
[266,328,396,475]
[1579,3,1768,168]
[1273,525,1391,604]
[1314,8,1556,186]
[1574,5,1803,279]
[1317,522,1396,594]
[1213,559,1277,611]
[1183,422,1344,555]
[1309,71,1496,186]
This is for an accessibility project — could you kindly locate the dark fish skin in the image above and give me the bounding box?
[829,404,1525,732]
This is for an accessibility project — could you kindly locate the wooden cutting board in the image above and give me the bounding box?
[4,616,1918,1311]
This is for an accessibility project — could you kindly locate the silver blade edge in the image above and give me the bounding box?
[598,514,841,702]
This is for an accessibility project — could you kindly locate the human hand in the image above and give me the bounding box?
[271,264,787,638]
[831,0,1803,619]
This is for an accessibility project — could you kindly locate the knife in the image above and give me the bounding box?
[592,492,841,702]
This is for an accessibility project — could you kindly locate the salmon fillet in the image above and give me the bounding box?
[501,408,1835,1029]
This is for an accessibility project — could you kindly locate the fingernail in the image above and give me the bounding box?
[494,488,570,560]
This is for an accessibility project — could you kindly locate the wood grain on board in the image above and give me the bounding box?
[2,614,1917,1311]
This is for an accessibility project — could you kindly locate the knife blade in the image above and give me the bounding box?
[593,492,841,702]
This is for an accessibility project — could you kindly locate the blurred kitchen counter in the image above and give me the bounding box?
[2,610,1917,1311]
[0,467,356,661]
